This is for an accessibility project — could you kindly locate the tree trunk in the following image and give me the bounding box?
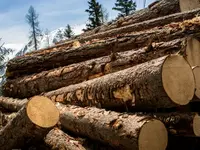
[6,16,200,78]
[0,96,59,150]
[56,103,168,150]
[152,113,200,137]
[77,0,180,37]
[74,8,200,43]
[179,0,200,12]
[0,96,27,112]
[3,39,184,98]
[45,128,87,150]
[44,55,195,109]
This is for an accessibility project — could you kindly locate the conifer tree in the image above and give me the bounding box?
[85,0,103,31]
[112,0,136,16]
[26,6,41,50]
[64,24,74,38]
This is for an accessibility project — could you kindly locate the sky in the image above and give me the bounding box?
[0,0,155,49]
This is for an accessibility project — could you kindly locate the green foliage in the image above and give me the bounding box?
[112,0,136,16]
[64,24,74,38]
[26,6,41,50]
[85,0,103,31]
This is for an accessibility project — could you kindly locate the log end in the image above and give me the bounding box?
[186,37,200,67]
[193,66,200,99]
[162,54,195,105]
[193,114,200,137]
[26,96,59,128]
[139,119,168,150]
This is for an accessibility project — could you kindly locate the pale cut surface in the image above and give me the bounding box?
[193,114,200,136]
[162,55,195,105]
[186,37,200,67]
[139,119,168,150]
[193,66,200,99]
[26,96,59,128]
[179,0,200,12]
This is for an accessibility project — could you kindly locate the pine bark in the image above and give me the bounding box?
[56,103,167,150]
[45,128,87,150]
[0,107,51,150]
[6,16,200,78]
[0,112,17,128]
[77,0,180,37]
[152,113,200,137]
[43,55,193,109]
[0,96,27,112]
[3,39,184,98]
[74,8,200,43]
[0,96,59,150]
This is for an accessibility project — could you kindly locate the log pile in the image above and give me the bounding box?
[1,0,200,149]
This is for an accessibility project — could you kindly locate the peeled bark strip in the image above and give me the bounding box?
[0,96,59,150]
[185,37,200,67]
[78,0,180,37]
[6,16,200,78]
[3,39,184,98]
[44,55,195,109]
[0,96,27,112]
[57,103,168,150]
[45,128,86,150]
[179,0,200,12]
[193,66,200,99]
[153,113,200,137]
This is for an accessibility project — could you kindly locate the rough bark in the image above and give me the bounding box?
[152,113,200,137]
[179,0,200,12]
[56,103,168,150]
[6,16,200,78]
[45,128,87,150]
[73,8,200,43]
[0,96,59,150]
[74,0,180,37]
[0,96,27,112]
[0,112,17,128]
[3,39,184,98]
[43,55,195,109]
[0,97,27,112]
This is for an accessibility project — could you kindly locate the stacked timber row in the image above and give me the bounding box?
[1,0,200,149]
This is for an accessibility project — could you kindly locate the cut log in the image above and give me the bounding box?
[45,128,86,150]
[179,0,200,12]
[76,0,180,37]
[74,8,200,43]
[185,37,200,67]
[0,96,27,112]
[26,7,200,58]
[152,113,200,137]
[3,39,184,98]
[56,103,168,150]
[193,66,200,99]
[0,96,59,150]
[6,16,200,78]
[44,55,195,109]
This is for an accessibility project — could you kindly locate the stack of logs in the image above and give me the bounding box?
[1,0,200,149]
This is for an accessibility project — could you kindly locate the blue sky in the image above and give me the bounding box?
[0,0,155,47]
